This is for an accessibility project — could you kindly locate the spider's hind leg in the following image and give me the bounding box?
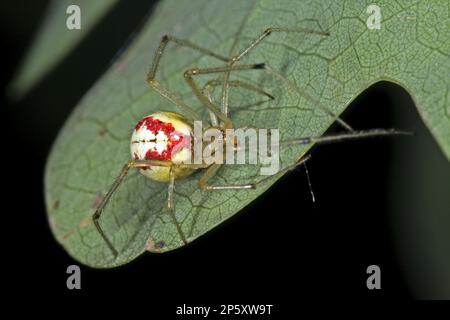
[167,166,188,245]
[196,128,412,193]
[93,159,172,257]
[197,156,311,191]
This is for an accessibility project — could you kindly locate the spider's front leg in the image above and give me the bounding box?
[146,34,229,121]
[227,26,355,132]
[230,27,329,64]
[216,26,330,118]
[203,79,274,100]
[202,79,275,126]
[183,63,267,129]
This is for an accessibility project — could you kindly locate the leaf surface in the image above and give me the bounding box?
[45,0,450,267]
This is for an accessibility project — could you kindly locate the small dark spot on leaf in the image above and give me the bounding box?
[155,240,165,249]
[98,127,108,137]
[62,229,75,240]
[145,237,165,252]
[53,200,59,210]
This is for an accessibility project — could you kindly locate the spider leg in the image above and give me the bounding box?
[219,27,330,119]
[148,35,229,80]
[209,72,275,115]
[93,159,172,257]
[206,28,350,131]
[198,128,411,192]
[198,156,311,191]
[202,79,274,126]
[229,128,412,155]
[183,63,267,129]
[230,27,329,64]
[147,35,229,121]
[167,166,188,245]
[279,128,413,147]
[195,63,354,132]
[263,64,354,132]
[203,79,274,100]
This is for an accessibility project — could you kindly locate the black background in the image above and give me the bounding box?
[4,0,442,310]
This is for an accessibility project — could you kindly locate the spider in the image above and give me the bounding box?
[93,27,409,256]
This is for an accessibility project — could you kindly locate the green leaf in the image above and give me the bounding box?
[45,0,450,268]
[9,0,118,98]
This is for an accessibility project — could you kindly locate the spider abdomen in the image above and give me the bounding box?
[130,111,194,182]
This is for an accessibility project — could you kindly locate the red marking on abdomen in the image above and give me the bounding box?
[135,119,145,131]
[136,116,184,161]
